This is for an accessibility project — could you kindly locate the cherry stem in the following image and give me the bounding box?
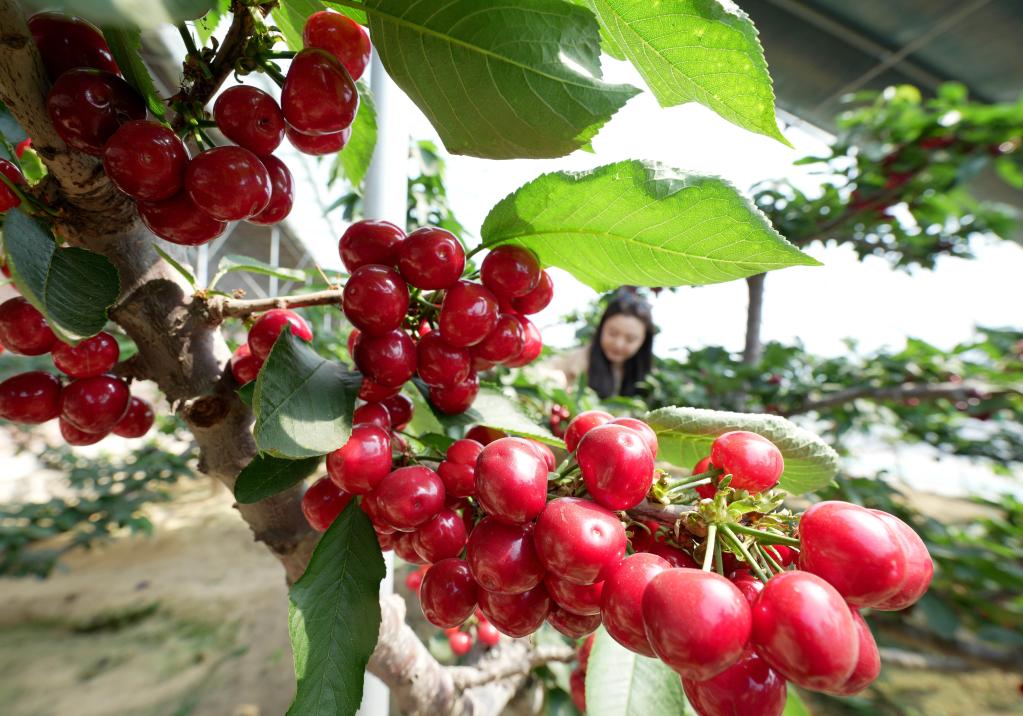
[756,542,785,574]
[0,173,58,217]
[720,524,769,583]
[465,243,487,259]
[266,51,296,60]
[259,60,286,88]
[729,522,800,547]
[701,524,717,572]
[662,476,711,499]
[714,539,724,574]
[177,24,212,80]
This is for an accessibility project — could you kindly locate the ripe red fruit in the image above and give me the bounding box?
[510,270,553,315]
[710,431,784,494]
[112,396,154,438]
[762,544,797,567]
[474,437,549,524]
[416,330,471,388]
[600,553,670,656]
[0,371,62,423]
[28,12,119,81]
[563,410,612,453]
[0,297,56,355]
[548,606,601,639]
[609,417,658,458]
[138,193,226,246]
[520,438,556,471]
[481,245,541,300]
[286,124,351,155]
[302,11,372,81]
[369,466,445,530]
[405,565,427,592]
[413,508,468,563]
[570,669,587,713]
[750,570,858,691]
[798,501,907,607]
[186,146,272,221]
[352,401,391,430]
[51,331,119,378]
[428,372,479,414]
[730,569,765,607]
[643,569,751,680]
[419,558,478,628]
[438,281,499,347]
[397,227,465,290]
[339,220,406,271]
[477,583,551,638]
[213,86,285,156]
[358,377,399,402]
[503,315,543,368]
[248,309,313,361]
[466,517,545,594]
[870,510,934,610]
[544,574,603,616]
[354,329,417,387]
[61,374,131,433]
[0,158,25,211]
[645,542,699,569]
[472,313,524,364]
[326,424,392,494]
[448,630,473,656]
[60,416,107,446]
[301,475,352,531]
[46,69,145,155]
[103,120,189,201]
[682,649,787,716]
[579,634,595,670]
[692,457,717,499]
[230,343,263,385]
[465,426,506,445]
[394,530,427,564]
[476,619,500,647]
[380,393,414,431]
[438,438,483,498]
[533,497,626,585]
[342,264,410,336]
[248,155,294,225]
[282,48,358,135]
[577,424,654,510]
[827,609,881,696]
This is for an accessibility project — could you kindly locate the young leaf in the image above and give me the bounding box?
[209,253,306,289]
[782,689,811,716]
[23,0,219,30]
[195,0,229,45]
[336,84,377,188]
[152,243,196,287]
[363,0,639,159]
[234,454,322,504]
[481,160,818,291]
[273,0,324,50]
[288,502,384,716]
[643,406,840,494]
[102,26,167,119]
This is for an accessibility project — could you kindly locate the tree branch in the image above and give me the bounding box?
[207,288,343,321]
[781,380,1017,416]
[741,273,766,366]
[450,644,575,689]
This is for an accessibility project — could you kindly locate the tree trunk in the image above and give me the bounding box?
[742,272,766,365]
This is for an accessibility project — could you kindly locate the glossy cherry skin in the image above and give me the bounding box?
[827,609,880,696]
[286,124,351,155]
[230,343,263,384]
[0,371,62,423]
[51,331,119,378]
[282,48,358,135]
[302,11,372,81]
[870,510,934,610]
[186,146,272,221]
[750,570,858,691]
[28,12,119,81]
[448,630,473,655]
[609,417,658,459]
[548,606,601,639]
[478,583,551,638]
[213,85,285,155]
[302,475,353,531]
[467,517,545,594]
[248,155,294,225]
[503,315,543,368]
[682,649,787,716]
[533,497,626,585]
[472,313,524,364]
[563,410,613,453]
[352,402,390,430]
[710,431,784,494]
[381,393,414,431]
[474,437,548,524]
[419,558,478,628]
[465,426,506,445]
[510,269,553,315]
[47,69,144,155]
[394,530,427,564]
[358,377,399,402]
[438,438,483,497]
[339,220,406,271]
[646,542,699,569]
[0,158,24,211]
[480,245,541,300]
[438,281,499,347]
[416,330,471,388]
[413,508,468,563]
[577,424,655,510]
[522,439,556,471]
[326,424,392,494]
[248,309,313,360]
[112,396,154,438]
[429,372,479,414]
[0,297,56,355]
[397,227,465,290]
[730,570,765,607]
[60,416,107,445]
[369,465,445,531]
[762,544,797,567]
[103,120,189,201]
[600,553,670,656]
[544,574,603,616]
[644,568,751,680]
[342,264,409,336]
[354,329,417,387]
[138,193,227,246]
[798,500,907,607]
[61,374,131,433]
[476,619,500,647]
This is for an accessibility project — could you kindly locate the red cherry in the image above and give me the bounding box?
[14,138,31,159]
[339,220,406,272]
[354,329,417,387]
[346,328,361,361]
[326,424,392,494]
[471,313,524,364]
[405,565,427,592]
[646,542,699,569]
[369,466,445,530]
[394,530,427,564]
[248,155,294,225]
[302,11,371,81]
[186,146,272,221]
[690,457,717,499]
[381,393,414,431]
[301,475,352,531]
[750,571,858,691]
[428,372,479,414]
[682,649,787,716]
[510,270,553,315]
[730,569,765,607]
[520,438,556,471]
[600,553,670,656]
[629,519,665,553]
[358,376,399,402]
[474,437,548,524]
[112,396,154,438]
[544,574,603,616]
[61,374,131,433]
[438,281,499,347]
[213,85,285,155]
[870,510,934,610]
[503,315,543,368]
[230,343,263,385]
[570,669,587,713]
[476,619,500,647]
[60,416,107,445]
[579,633,595,669]
[352,402,390,430]
[563,410,612,453]
[548,606,601,639]
[342,264,409,336]
[0,158,25,211]
[416,330,471,388]
[138,193,226,246]
[762,544,797,567]
[419,558,478,628]
[282,48,358,135]
[534,497,626,585]
[28,12,119,81]
[438,438,483,498]
[397,227,465,290]
[0,371,62,423]
[46,69,144,155]
[480,245,541,300]
[0,297,55,355]
[827,609,880,696]
[448,630,473,656]
[465,426,506,445]
[286,124,351,155]
[710,431,784,494]
[51,331,119,378]
[477,583,551,638]
[609,417,658,458]
[577,424,655,510]
[103,120,189,201]
[413,508,468,563]
[247,309,313,361]
[466,517,545,594]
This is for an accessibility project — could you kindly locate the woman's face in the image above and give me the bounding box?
[599,314,647,365]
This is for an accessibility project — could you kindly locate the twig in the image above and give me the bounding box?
[782,380,1014,416]
[208,288,344,320]
[450,644,576,689]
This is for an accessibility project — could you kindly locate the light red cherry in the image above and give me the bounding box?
[0,297,56,355]
[548,606,601,639]
[0,158,25,211]
[302,10,372,81]
[230,343,263,385]
[577,424,655,510]
[413,508,468,563]
[103,120,189,201]
[544,574,603,616]
[533,497,626,585]
[682,649,787,716]
[213,85,285,155]
[61,374,131,434]
[282,48,359,135]
[369,466,445,531]
[352,402,390,430]
[474,437,548,524]
[563,409,612,453]
[112,396,154,438]
[600,553,670,656]
[248,309,313,361]
[503,315,543,368]
[609,417,658,458]
[394,530,427,564]
[826,609,881,696]
[51,331,119,378]
[301,475,352,531]
[710,431,784,494]
[326,424,392,494]
[870,510,934,610]
[466,517,545,594]
[0,371,62,423]
[646,542,699,569]
[339,220,406,271]
[438,438,483,498]
[510,270,553,315]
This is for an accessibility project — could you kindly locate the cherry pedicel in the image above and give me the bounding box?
[548,606,601,639]
[213,85,285,156]
[533,497,626,585]
[301,475,352,531]
[466,517,545,594]
[710,431,784,494]
[413,508,468,563]
[563,409,612,453]
[230,343,263,385]
[339,220,406,272]
[369,465,445,531]
[61,374,131,434]
[247,309,313,361]
[138,193,227,246]
[326,423,392,494]
[0,371,63,424]
[46,69,145,155]
[354,329,417,387]
[282,48,359,136]
[249,155,295,225]
[103,120,189,202]
[342,264,410,335]
[682,649,787,716]
[397,227,466,290]
[0,158,26,211]
[480,245,541,300]
[600,553,670,656]
[51,331,119,378]
[428,372,479,414]
[0,297,56,355]
[474,437,549,524]
[302,11,372,81]
[576,423,655,510]
[477,583,551,638]
[286,124,351,156]
[510,270,553,315]
[438,281,499,347]
[27,12,119,81]
[112,396,155,438]
[186,146,272,221]
[416,330,471,388]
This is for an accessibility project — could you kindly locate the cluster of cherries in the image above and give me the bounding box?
[405,566,502,657]
[0,296,153,444]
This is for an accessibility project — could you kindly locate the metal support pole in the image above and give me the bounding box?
[269,225,281,296]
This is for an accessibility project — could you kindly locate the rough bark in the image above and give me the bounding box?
[741,272,765,365]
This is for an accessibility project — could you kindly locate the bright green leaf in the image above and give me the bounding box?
[782,689,811,716]
[564,0,626,59]
[16,148,46,184]
[236,380,255,406]
[102,26,168,119]
[152,244,196,287]
[22,0,216,29]
[234,454,321,504]
[273,1,366,51]
[481,160,818,291]
[336,84,377,187]
[195,0,229,45]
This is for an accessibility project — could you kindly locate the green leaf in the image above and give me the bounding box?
[324,1,368,25]
[102,26,167,119]
[235,454,322,504]
[195,0,230,45]
[565,0,625,59]
[643,406,840,495]
[253,330,361,458]
[287,501,384,716]
[209,253,306,289]
[336,84,377,187]
[782,689,811,716]
[152,243,196,287]
[16,148,47,184]
[22,0,217,29]
[363,0,639,159]
[236,380,255,406]
[273,0,323,50]
[3,209,119,343]
[481,160,818,291]
[585,0,788,145]
[585,626,694,716]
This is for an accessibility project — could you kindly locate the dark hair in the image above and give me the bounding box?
[587,291,655,398]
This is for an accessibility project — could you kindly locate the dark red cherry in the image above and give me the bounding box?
[354,329,417,387]
[413,508,468,563]
[342,264,409,336]
[682,649,787,716]
[0,158,25,211]
[0,297,55,355]
[609,417,658,458]
[503,315,543,368]
[570,668,587,713]
[358,376,400,402]
[368,465,445,530]
[28,12,119,81]
[380,393,414,431]
[510,270,553,314]
[397,227,465,290]
[438,438,483,498]
[301,475,352,531]
[60,416,107,445]
[438,281,499,347]
[51,331,119,378]
[710,431,784,494]
[282,48,358,135]
[248,155,294,225]
[477,584,551,638]
[870,510,934,610]
[563,409,612,453]
[548,607,601,639]
[419,558,478,628]
[46,69,145,155]
[416,330,471,388]
[393,530,427,564]
[577,424,655,510]
[471,313,524,364]
[213,85,285,155]
[247,309,313,361]
[533,497,626,585]
[230,343,263,384]
[480,245,541,300]
[61,374,131,433]
[112,396,154,438]
[428,372,479,414]
[302,11,372,81]
[645,542,699,569]
[286,123,351,155]
[464,426,506,445]
[0,371,62,423]
[326,424,392,494]
[600,553,670,656]
[826,609,880,696]
[352,402,391,431]
[544,574,603,616]
[138,193,226,246]
[730,569,765,607]
[339,220,406,271]
[103,120,189,201]
[466,517,545,594]
[474,437,548,524]
[186,146,272,221]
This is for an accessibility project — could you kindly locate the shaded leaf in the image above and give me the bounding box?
[336,83,377,188]
[195,0,230,45]
[103,26,167,119]
[23,0,216,29]
[235,454,321,504]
